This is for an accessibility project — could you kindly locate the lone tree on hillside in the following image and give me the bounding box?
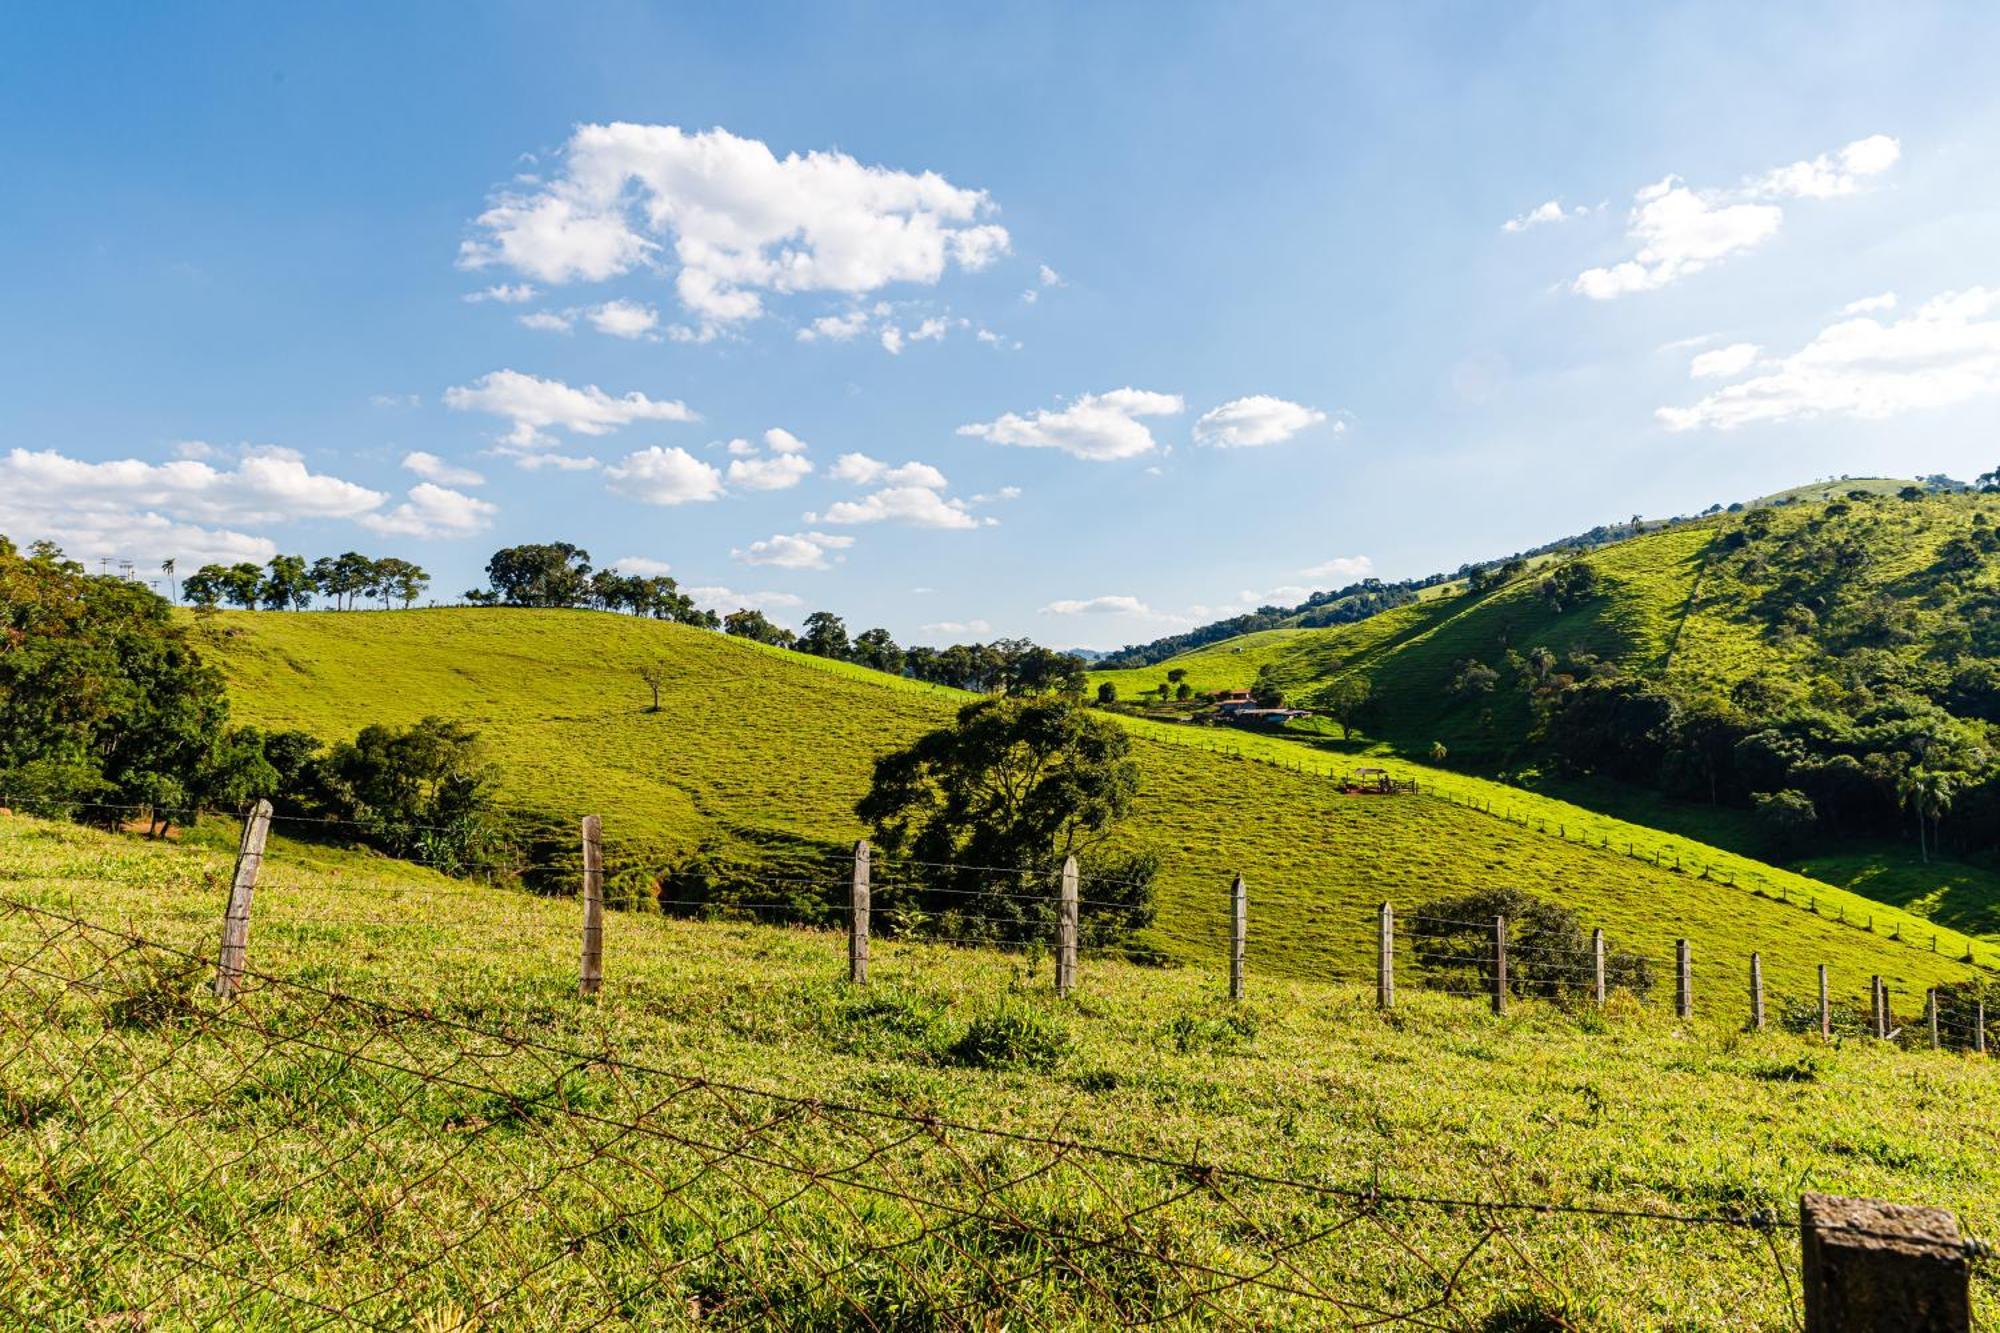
[1317,675,1372,739]
[799,611,850,660]
[1411,888,1652,1001]
[483,542,594,607]
[638,660,666,713]
[857,695,1158,945]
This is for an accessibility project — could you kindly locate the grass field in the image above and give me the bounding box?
[1,811,1995,1328]
[190,608,1996,999]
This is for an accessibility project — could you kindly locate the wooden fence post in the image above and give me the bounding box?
[1229,874,1246,1001]
[1749,952,1765,1032]
[1818,964,1831,1041]
[1591,927,1605,1005]
[1377,901,1394,1010]
[1491,916,1508,1016]
[579,815,603,998]
[1055,855,1078,997]
[1871,976,1887,1039]
[212,799,273,999]
[849,839,870,986]
[1976,998,1987,1056]
[1675,939,1692,1019]
[1800,1192,1971,1332]
[1927,989,1939,1051]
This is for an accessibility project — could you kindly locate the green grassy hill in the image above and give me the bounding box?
[196,608,1994,997]
[1,811,1994,1327]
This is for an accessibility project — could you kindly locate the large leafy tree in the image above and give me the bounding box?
[798,611,850,659]
[481,542,593,607]
[856,696,1157,943]
[0,537,268,825]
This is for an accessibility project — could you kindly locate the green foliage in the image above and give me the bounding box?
[858,696,1157,944]
[322,717,504,874]
[482,542,594,608]
[1410,887,1654,1001]
[943,1002,1074,1071]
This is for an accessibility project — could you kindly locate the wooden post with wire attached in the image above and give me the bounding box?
[1491,916,1508,1016]
[1055,855,1078,997]
[849,839,870,986]
[1801,1192,1972,1332]
[1927,989,1939,1051]
[579,815,604,998]
[1591,927,1605,1005]
[1377,901,1394,1010]
[1818,965,1831,1041]
[1749,952,1765,1032]
[212,798,272,999]
[1976,998,1987,1056]
[1675,939,1692,1019]
[1229,874,1246,1001]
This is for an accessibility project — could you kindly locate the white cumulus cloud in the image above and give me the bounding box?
[465,283,536,303]
[1843,291,1898,315]
[401,451,486,487]
[612,556,674,577]
[359,483,498,539]
[603,445,725,505]
[1657,286,2000,431]
[460,122,1009,337]
[958,388,1184,461]
[726,453,814,491]
[816,486,979,530]
[1299,555,1374,582]
[519,310,574,333]
[1573,134,1898,299]
[764,427,808,455]
[828,453,948,489]
[732,530,854,570]
[444,369,697,458]
[588,299,661,340]
[687,585,804,613]
[1192,395,1330,448]
[1688,343,1762,379]
[1502,199,1584,233]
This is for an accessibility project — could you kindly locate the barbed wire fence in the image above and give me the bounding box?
[0,801,1992,1325]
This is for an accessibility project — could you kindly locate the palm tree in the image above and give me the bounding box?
[160,557,176,603]
[1896,768,1960,863]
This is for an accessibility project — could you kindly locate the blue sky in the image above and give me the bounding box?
[4,3,2000,648]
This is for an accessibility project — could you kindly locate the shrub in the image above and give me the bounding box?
[943,1004,1073,1071]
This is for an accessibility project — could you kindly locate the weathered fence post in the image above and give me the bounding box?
[1749,952,1765,1032]
[1800,1192,1972,1332]
[1976,998,1987,1056]
[212,798,273,999]
[1927,989,1939,1051]
[1229,874,1246,1001]
[1055,855,1078,997]
[1870,976,1886,1039]
[1675,939,1692,1019]
[1491,916,1508,1016]
[1376,901,1394,1010]
[579,815,603,998]
[1819,964,1831,1041]
[1591,927,1605,1004]
[849,839,870,986]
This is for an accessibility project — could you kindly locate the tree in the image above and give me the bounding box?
[1175,682,1192,701]
[1250,665,1284,708]
[799,611,851,660]
[181,564,227,609]
[1897,767,1961,863]
[160,558,176,604]
[1538,561,1601,613]
[1450,659,1500,700]
[1318,676,1372,739]
[852,627,904,675]
[1753,788,1818,854]
[857,696,1156,945]
[324,716,500,873]
[259,555,314,611]
[1166,668,1186,685]
[481,543,593,607]
[1410,887,1652,1000]
[724,608,795,647]
[221,563,263,609]
[372,557,429,608]
[1096,681,1118,705]
[638,660,666,712]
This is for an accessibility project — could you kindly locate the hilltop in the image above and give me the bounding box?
[194,606,1993,993]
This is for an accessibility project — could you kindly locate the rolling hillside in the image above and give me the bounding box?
[5,810,1996,1325]
[197,607,1991,996]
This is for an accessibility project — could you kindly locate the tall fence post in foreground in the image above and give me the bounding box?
[579,815,603,998]
[1927,989,1939,1051]
[1591,927,1605,1005]
[1491,916,1508,1016]
[1872,976,1887,1039]
[1229,874,1246,1001]
[1749,953,1765,1032]
[1978,998,1988,1056]
[1377,901,1395,1010]
[1675,939,1692,1019]
[849,839,870,986]
[213,798,273,999]
[1055,855,1078,997]
[1818,965,1832,1041]
[1800,1192,1971,1332]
